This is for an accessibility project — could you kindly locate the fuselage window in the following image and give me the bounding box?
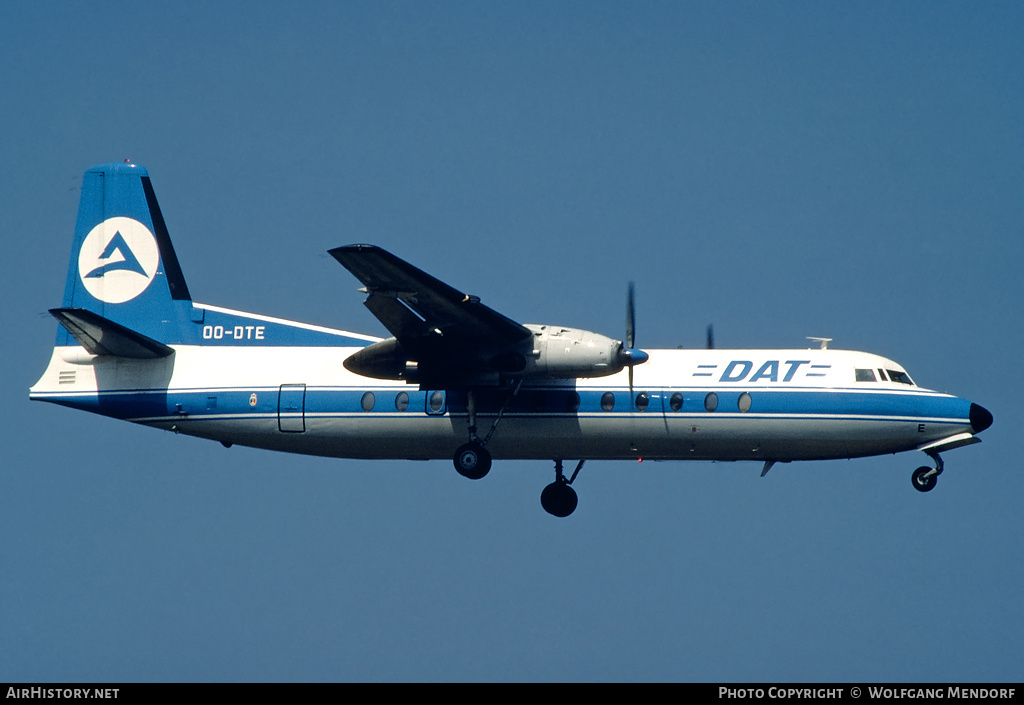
[877,368,889,381]
[601,392,615,412]
[360,391,375,412]
[635,392,649,412]
[886,370,915,386]
[428,390,445,413]
[855,368,877,382]
[395,391,409,411]
[669,392,683,412]
[704,392,718,412]
[738,392,752,413]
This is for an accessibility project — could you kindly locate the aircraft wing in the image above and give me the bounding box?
[329,244,532,348]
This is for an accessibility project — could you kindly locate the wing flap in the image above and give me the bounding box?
[363,293,433,340]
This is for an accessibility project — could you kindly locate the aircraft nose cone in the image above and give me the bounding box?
[970,403,993,433]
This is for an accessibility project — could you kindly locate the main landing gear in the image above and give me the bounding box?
[451,384,521,481]
[453,388,493,480]
[454,441,491,480]
[453,448,586,517]
[449,386,585,516]
[541,459,585,517]
[911,450,944,493]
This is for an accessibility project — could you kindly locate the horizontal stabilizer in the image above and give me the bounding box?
[50,308,174,359]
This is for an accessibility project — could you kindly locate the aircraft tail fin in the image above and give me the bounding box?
[56,161,202,348]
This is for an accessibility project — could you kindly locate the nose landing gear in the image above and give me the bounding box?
[912,465,939,492]
[911,449,944,493]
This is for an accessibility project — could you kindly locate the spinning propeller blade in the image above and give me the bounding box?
[621,282,648,394]
[626,282,636,350]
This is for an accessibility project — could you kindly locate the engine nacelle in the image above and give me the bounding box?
[343,338,502,387]
[522,324,623,379]
[342,325,634,385]
[343,338,418,381]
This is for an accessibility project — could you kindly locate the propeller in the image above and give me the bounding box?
[626,282,636,350]
[621,282,649,393]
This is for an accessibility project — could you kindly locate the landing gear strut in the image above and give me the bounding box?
[453,389,490,479]
[451,383,521,480]
[541,459,584,517]
[911,450,944,493]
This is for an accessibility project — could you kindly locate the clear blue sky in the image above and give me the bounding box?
[2,1,1021,682]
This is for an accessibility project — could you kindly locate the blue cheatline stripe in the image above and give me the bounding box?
[35,385,973,427]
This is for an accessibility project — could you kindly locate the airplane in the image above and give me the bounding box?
[30,161,994,517]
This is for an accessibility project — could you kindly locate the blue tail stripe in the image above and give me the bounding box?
[55,162,375,350]
[140,175,191,301]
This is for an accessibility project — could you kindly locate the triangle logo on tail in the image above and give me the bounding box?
[84,230,149,279]
[78,217,160,304]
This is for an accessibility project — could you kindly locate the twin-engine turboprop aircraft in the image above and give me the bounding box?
[31,162,993,516]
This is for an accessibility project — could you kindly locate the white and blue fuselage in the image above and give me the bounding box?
[30,163,992,516]
[32,305,984,462]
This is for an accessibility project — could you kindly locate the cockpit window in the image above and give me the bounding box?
[855,368,876,382]
[886,369,914,386]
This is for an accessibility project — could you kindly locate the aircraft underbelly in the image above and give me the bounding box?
[152,410,964,463]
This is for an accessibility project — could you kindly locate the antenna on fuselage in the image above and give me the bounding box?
[807,337,832,349]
